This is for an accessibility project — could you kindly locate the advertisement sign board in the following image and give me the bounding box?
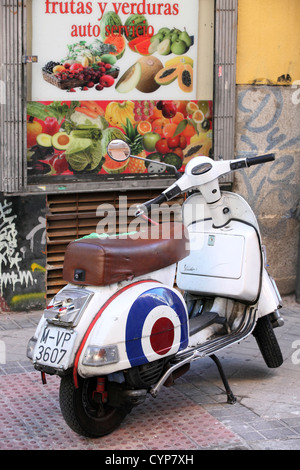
[26,0,213,185]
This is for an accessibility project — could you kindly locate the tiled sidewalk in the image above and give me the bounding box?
[0,296,300,450]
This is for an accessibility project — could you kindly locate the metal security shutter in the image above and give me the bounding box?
[214,0,238,183]
[0,0,27,193]
[46,190,183,301]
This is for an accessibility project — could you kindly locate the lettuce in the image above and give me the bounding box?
[65,139,104,172]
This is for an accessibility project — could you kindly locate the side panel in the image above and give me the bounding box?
[177,219,262,302]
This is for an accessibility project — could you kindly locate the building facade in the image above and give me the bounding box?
[0,0,299,312]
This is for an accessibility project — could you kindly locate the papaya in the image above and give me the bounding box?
[154,64,183,85]
[183,141,203,164]
[178,64,193,93]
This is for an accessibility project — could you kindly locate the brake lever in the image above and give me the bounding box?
[134,205,144,217]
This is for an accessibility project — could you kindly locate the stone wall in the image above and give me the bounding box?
[0,194,47,312]
[234,85,300,294]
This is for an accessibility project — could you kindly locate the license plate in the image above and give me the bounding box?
[34,326,77,370]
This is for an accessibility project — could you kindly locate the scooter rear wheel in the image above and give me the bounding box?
[59,375,131,437]
[252,314,283,368]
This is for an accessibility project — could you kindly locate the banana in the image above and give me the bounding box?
[165,55,194,68]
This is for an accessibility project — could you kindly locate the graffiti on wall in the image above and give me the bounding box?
[0,196,46,312]
[236,85,300,236]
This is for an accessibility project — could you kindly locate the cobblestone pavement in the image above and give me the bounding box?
[0,295,300,451]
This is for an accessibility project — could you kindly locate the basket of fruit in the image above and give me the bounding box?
[42,60,120,91]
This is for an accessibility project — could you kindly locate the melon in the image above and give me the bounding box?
[100,11,123,40]
[128,35,153,52]
[116,62,142,93]
[104,34,126,59]
[134,38,151,55]
[136,56,163,93]
[116,56,163,94]
[102,154,129,174]
[124,14,148,41]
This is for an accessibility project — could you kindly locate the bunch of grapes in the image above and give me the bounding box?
[43,61,61,73]
[134,101,155,121]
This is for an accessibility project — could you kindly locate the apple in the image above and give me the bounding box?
[142,132,161,152]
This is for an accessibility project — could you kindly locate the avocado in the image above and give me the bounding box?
[52,132,72,150]
[36,133,53,149]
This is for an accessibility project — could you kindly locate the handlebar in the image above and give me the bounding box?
[135,193,168,216]
[246,153,275,166]
[137,152,276,216]
[230,153,275,171]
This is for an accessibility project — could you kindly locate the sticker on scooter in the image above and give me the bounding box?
[125,287,188,367]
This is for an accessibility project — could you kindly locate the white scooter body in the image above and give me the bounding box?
[31,265,189,382]
[178,190,281,315]
[28,152,283,397]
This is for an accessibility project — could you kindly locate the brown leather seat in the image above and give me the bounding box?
[63,222,189,286]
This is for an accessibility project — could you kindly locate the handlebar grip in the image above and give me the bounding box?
[142,193,167,211]
[246,153,275,167]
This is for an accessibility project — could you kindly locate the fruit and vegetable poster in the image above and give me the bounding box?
[27,0,213,182]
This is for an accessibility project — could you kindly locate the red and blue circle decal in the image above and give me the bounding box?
[125,287,188,367]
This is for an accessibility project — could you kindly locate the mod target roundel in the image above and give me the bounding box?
[125,287,188,367]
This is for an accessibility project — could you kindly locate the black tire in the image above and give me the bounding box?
[59,375,131,437]
[252,314,283,368]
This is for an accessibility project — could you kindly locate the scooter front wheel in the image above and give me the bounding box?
[252,314,283,368]
[59,375,131,437]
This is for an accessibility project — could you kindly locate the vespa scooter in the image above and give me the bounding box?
[27,140,284,437]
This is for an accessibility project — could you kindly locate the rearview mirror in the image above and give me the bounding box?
[107,139,181,180]
[107,139,130,162]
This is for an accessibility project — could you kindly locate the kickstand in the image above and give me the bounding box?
[209,354,237,404]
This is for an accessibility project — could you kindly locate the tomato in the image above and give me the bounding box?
[155,138,170,154]
[167,135,180,149]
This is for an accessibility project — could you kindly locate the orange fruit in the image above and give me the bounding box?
[53,65,66,74]
[137,120,152,135]
[173,100,188,117]
[181,123,196,138]
[170,112,185,124]
[151,118,168,136]
[163,123,177,138]
[149,107,163,121]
